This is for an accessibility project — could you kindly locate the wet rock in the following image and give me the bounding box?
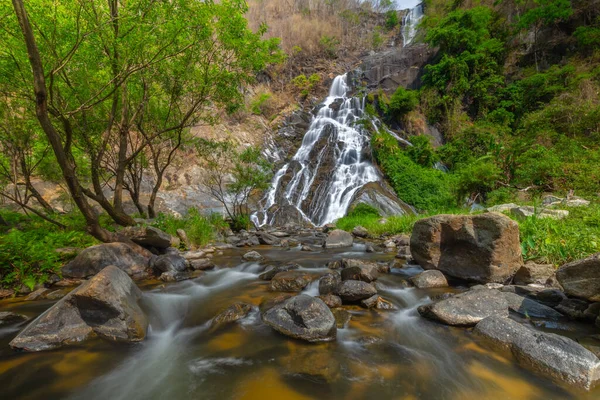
[361,295,397,310]
[159,271,194,282]
[262,295,336,342]
[357,336,383,346]
[211,302,253,330]
[258,232,281,245]
[331,308,351,328]
[324,229,353,249]
[340,265,378,283]
[396,246,411,258]
[317,294,342,308]
[352,226,369,238]
[555,298,591,320]
[189,258,215,271]
[0,312,28,325]
[327,260,342,269]
[365,244,375,253]
[271,231,290,238]
[259,263,300,280]
[556,253,600,301]
[62,243,151,280]
[121,226,172,249]
[418,289,509,326]
[54,278,84,287]
[282,347,341,383]
[584,302,600,321]
[500,285,542,296]
[176,229,190,249]
[45,290,68,300]
[11,266,147,351]
[259,293,295,313]
[502,292,564,320]
[301,245,313,252]
[270,271,314,292]
[376,263,391,274]
[474,316,600,390]
[0,289,14,299]
[319,272,341,295]
[410,270,448,289]
[530,288,567,308]
[152,253,188,274]
[514,261,555,285]
[182,250,206,260]
[410,213,523,283]
[335,280,377,302]
[242,251,263,262]
[26,288,52,301]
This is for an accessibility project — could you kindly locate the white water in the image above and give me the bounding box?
[254,74,380,227]
[402,2,424,46]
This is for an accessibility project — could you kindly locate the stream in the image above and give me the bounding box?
[1,245,599,399]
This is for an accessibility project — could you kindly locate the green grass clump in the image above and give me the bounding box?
[152,208,228,247]
[336,204,421,236]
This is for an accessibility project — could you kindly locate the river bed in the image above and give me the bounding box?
[1,245,599,399]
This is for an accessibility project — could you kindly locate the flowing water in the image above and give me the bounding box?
[253,74,380,227]
[402,2,424,46]
[1,246,600,399]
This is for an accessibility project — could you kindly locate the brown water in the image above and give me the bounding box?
[1,244,599,400]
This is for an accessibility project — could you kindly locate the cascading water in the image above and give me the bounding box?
[253,73,380,227]
[402,2,424,46]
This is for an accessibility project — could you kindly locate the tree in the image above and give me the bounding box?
[196,139,272,230]
[4,0,282,241]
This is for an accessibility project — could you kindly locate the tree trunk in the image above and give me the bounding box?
[19,156,54,213]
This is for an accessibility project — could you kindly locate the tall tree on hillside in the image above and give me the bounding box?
[4,0,281,241]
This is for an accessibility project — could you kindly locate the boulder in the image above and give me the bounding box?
[159,271,194,282]
[317,294,342,308]
[327,260,342,269]
[555,298,590,320]
[258,232,281,246]
[361,295,397,310]
[340,260,379,283]
[352,226,369,238]
[0,312,28,325]
[10,266,147,351]
[259,263,300,281]
[556,253,600,301]
[242,251,263,262]
[262,295,336,342]
[121,226,172,249]
[418,289,509,326]
[474,316,600,390]
[324,229,353,249]
[347,181,415,217]
[211,302,253,330]
[62,243,151,280]
[513,261,555,285]
[270,271,314,292]
[301,245,313,252]
[531,288,567,308]
[335,280,377,302]
[189,258,215,271]
[318,272,341,295]
[152,253,188,274]
[410,270,448,289]
[410,213,523,283]
[502,292,564,320]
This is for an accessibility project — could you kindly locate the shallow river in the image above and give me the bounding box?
[1,245,599,399]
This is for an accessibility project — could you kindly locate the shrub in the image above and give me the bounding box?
[319,35,340,58]
[152,209,227,247]
[385,10,399,31]
[249,92,273,116]
[388,87,419,119]
[406,135,438,168]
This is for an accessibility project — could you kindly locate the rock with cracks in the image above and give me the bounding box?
[335,280,377,302]
[10,266,148,351]
[410,270,448,289]
[262,294,336,342]
[62,243,151,280]
[556,253,600,301]
[324,230,353,249]
[474,316,600,390]
[121,226,172,249]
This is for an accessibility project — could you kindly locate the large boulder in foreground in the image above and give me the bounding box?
[474,316,600,390]
[418,289,508,326]
[121,226,172,249]
[62,243,151,280]
[556,253,600,301]
[262,295,336,342]
[410,213,523,283]
[324,230,353,249]
[10,266,147,351]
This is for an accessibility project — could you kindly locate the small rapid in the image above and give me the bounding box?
[402,2,424,46]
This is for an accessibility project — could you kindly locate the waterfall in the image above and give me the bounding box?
[402,2,424,46]
[253,73,380,227]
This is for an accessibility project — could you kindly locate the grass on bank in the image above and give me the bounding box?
[336,203,600,267]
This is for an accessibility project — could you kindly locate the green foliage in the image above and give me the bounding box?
[385,10,399,31]
[518,0,573,30]
[336,212,421,237]
[405,135,438,168]
[372,132,455,212]
[454,157,502,202]
[250,92,273,116]
[152,209,227,248]
[388,87,419,119]
[347,203,381,218]
[319,35,340,58]
[574,25,600,50]
[372,27,385,50]
[291,74,321,97]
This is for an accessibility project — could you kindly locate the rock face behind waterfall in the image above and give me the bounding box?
[410,213,523,283]
[10,266,148,352]
[254,74,411,227]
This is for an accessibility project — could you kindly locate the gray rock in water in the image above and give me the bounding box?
[340,261,379,283]
[502,292,564,320]
[189,258,215,271]
[555,298,591,320]
[335,280,377,302]
[121,226,172,249]
[159,271,194,282]
[211,302,253,330]
[62,243,151,280]
[556,253,600,301]
[324,230,353,249]
[474,316,600,390]
[352,226,369,238]
[11,266,147,351]
[270,271,314,292]
[242,251,263,261]
[319,272,341,295]
[531,288,567,308]
[152,253,188,274]
[410,270,448,289]
[0,312,28,325]
[259,263,300,281]
[514,261,555,285]
[361,295,397,310]
[410,213,523,283]
[418,289,509,326]
[317,294,342,308]
[258,232,281,246]
[262,295,336,342]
